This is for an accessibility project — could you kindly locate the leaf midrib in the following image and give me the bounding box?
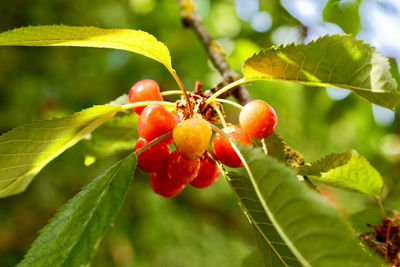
[222,174,290,267]
[60,159,122,265]
[0,36,170,69]
[237,161,312,267]
[244,77,395,94]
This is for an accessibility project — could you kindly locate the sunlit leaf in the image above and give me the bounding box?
[0,105,121,198]
[323,0,362,34]
[0,25,172,69]
[18,153,136,266]
[297,150,383,196]
[242,34,400,110]
[224,145,386,266]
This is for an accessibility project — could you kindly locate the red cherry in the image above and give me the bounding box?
[173,117,212,160]
[167,150,200,184]
[150,167,185,198]
[134,137,170,172]
[137,104,176,142]
[190,156,220,189]
[128,79,163,115]
[211,126,251,168]
[239,100,277,139]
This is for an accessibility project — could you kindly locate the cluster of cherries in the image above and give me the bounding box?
[129,79,277,198]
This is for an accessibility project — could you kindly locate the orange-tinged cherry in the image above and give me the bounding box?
[128,79,163,115]
[190,156,220,189]
[173,117,212,160]
[150,166,185,198]
[167,150,200,184]
[134,137,170,172]
[239,100,277,139]
[211,126,251,168]
[137,104,176,142]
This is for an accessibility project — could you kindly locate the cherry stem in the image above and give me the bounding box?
[212,103,227,128]
[170,70,192,115]
[161,90,183,96]
[215,98,243,110]
[261,139,268,155]
[121,100,175,111]
[375,196,387,218]
[135,131,172,156]
[204,78,246,109]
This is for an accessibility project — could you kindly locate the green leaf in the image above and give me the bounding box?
[297,150,383,196]
[263,132,286,163]
[224,145,386,267]
[0,104,121,198]
[228,170,300,267]
[242,34,400,110]
[83,113,138,158]
[0,25,172,70]
[252,225,292,267]
[18,153,136,267]
[323,0,362,35]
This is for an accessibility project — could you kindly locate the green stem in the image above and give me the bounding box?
[375,196,387,218]
[261,138,268,155]
[121,100,175,111]
[135,131,172,156]
[205,78,246,108]
[213,103,227,128]
[169,69,192,115]
[215,98,243,110]
[161,90,183,96]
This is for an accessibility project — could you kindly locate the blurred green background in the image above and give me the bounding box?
[1,0,400,266]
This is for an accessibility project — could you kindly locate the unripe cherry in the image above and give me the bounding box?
[137,104,176,142]
[239,100,277,139]
[167,150,200,184]
[211,126,251,168]
[190,156,220,189]
[134,137,170,172]
[173,117,212,160]
[128,79,163,115]
[150,167,186,198]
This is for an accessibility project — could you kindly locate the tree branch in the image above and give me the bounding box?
[177,0,251,105]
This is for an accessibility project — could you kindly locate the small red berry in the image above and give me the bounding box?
[211,126,251,168]
[150,167,185,198]
[137,104,176,142]
[190,156,220,189]
[167,150,200,184]
[134,137,170,172]
[128,79,163,115]
[173,117,212,160]
[239,100,277,139]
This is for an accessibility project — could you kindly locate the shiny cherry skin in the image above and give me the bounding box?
[173,117,212,160]
[150,167,186,198]
[128,79,163,115]
[239,100,277,139]
[137,104,176,142]
[134,137,170,172]
[211,126,251,168]
[167,150,200,184]
[190,156,220,189]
